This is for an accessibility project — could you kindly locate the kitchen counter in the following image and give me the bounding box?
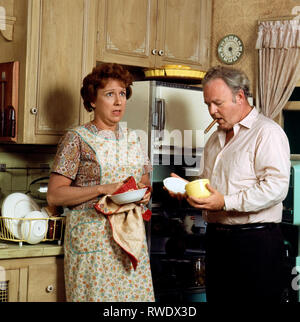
[0,241,64,259]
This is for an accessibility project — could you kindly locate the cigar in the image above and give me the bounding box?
[204,119,217,134]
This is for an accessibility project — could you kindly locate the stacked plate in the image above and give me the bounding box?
[1,193,49,244]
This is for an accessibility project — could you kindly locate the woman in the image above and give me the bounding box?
[47,63,154,302]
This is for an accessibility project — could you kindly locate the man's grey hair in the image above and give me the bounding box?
[202,66,251,100]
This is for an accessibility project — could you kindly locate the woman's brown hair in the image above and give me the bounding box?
[80,63,133,112]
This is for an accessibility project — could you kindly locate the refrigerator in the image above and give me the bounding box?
[122,81,214,302]
[121,80,217,175]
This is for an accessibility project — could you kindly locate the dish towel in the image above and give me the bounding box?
[94,196,151,270]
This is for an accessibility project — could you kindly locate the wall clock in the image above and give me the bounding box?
[217,34,244,64]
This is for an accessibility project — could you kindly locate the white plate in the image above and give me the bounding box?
[21,210,48,244]
[110,188,148,205]
[163,177,187,194]
[1,193,40,239]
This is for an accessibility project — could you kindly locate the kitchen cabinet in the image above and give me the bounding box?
[0,0,97,144]
[0,267,23,301]
[0,256,65,302]
[96,0,212,70]
[0,0,17,61]
[27,258,65,301]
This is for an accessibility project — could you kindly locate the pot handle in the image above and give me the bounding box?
[29,176,50,185]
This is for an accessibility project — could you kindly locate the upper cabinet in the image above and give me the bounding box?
[0,0,211,144]
[156,0,212,69]
[97,0,157,68]
[0,0,97,144]
[96,0,212,70]
[22,0,97,144]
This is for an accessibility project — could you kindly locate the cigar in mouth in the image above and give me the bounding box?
[204,119,218,134]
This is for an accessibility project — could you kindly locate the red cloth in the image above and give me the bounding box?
[94,196,152,270]
[93,176,152,269]
[113,176,138,195]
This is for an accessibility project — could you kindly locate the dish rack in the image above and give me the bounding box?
[0,216,65,246]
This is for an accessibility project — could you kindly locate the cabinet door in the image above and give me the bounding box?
[27,257,65,302]
[156,0,212,69]
[0,268,19,302]
[21,0,96,144]
[0,0,16,62]
[96,0,157,67]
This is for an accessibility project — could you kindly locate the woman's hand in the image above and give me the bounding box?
[137,182,151,205]
[163,173,188,201]
[47,173,124,207]
[99,182,123,195]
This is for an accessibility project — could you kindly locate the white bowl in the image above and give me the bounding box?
[21,210,48,244]
[110,188,148,205]
[163,177,187,194]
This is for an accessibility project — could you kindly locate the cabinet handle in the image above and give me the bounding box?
[46,285,54,293]
[158,50,164,56]
[152,49,158,55]
[30,107,38,115]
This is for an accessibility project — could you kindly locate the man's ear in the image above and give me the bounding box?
[236,89,245,104]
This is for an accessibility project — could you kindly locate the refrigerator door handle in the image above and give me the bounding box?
[153,98,166,141]
[155,98,165,141]
[152,111,159,128]
[159,99,166,132]
[152,98,160,129]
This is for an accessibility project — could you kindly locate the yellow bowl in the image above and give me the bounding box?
[161,64,191,70]
[144,69,165,77]
[185,179,211,198]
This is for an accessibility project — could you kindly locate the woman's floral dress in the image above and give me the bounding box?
[51,122,154,302]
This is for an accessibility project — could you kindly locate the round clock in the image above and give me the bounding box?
[217,34,244,64]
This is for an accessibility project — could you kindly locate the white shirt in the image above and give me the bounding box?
[201,107,291,225]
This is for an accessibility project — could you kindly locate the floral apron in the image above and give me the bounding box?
[64,126,154,302]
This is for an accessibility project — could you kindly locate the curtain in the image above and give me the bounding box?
[256,19,300,119]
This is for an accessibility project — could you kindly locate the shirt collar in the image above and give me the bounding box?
[217,107,258,148]
[238,107,258,129]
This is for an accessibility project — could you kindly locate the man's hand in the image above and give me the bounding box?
[163,172,188,201]
[186,183,225,210]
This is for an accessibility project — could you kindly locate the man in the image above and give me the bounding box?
[171,66,290,302]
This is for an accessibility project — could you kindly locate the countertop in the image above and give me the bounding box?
[0,241,64,259]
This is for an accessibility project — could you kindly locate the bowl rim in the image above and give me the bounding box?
[163,177,186,193]
[112,187,148,197]
[185,178,209,186]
